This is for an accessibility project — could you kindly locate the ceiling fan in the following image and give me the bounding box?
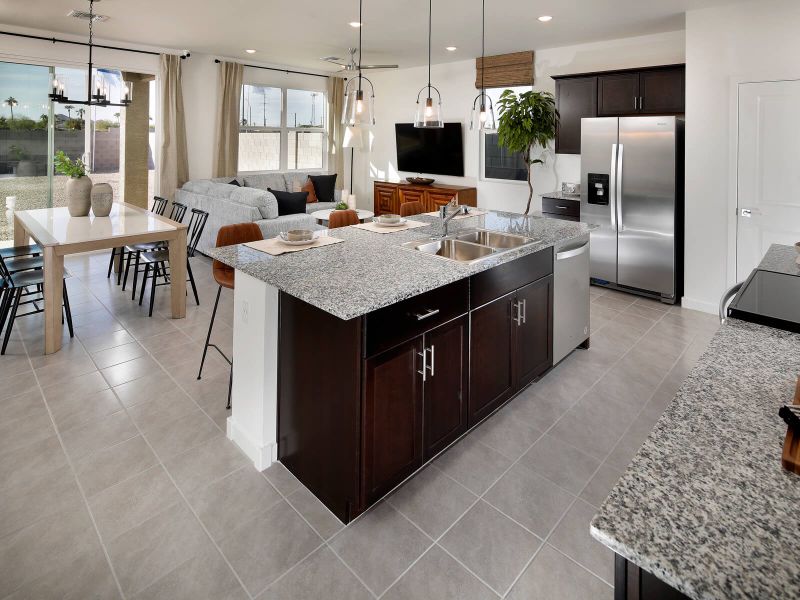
[321,48,398,73]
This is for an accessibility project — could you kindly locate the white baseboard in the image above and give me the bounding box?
[227,417,277,471]
[680,296,718,315]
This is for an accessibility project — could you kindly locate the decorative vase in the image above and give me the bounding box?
[66,176,92,217]
[91,183,114,217]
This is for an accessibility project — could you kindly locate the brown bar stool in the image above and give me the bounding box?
[400,201,424,217]
[198,222,263,409]
[328,209,359,229]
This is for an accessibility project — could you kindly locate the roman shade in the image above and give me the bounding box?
[475,51,535,88]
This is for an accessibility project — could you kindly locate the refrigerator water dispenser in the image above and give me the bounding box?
[587,174,609,205]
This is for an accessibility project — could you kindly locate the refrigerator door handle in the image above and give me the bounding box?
[616,143,624,231]
[610,144,618,232]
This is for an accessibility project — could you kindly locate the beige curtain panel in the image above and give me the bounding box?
[158,54,189,201]
[213,61,244,179]
[327,76,345,189]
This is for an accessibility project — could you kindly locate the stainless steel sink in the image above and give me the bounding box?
[406,239,496,263]
[453,229,538,249]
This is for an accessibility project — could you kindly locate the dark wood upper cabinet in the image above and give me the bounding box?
[640,68,685,114]
[362,337,424,506]
[598,72,641,116]
[555,77,597,155]
[423,316,469,459]
[514,276,553,389]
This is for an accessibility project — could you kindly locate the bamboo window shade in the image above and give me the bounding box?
[475,51,535,88]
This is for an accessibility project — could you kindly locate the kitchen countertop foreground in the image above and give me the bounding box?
[758,243,800,276]
[208,210,592,320]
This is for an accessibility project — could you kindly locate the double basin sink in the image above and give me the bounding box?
[402,228,540,264]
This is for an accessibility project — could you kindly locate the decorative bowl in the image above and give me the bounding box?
[281,229,314,242]
[406,177,435,186]
[377,214,401,224]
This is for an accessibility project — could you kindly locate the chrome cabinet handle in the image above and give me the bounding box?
[417,349,427,382]
[521,299,527,325]
[556,205,569,210]
[513,300,523,326]
[427,345,435,377]
[634,96,637,110]
[413,308,440,321]
[556,242,589,260]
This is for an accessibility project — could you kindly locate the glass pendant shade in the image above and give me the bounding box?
[469,93,495,131]
[342,77,375,126]
[414,87,443,128]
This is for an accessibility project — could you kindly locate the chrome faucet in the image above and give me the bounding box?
[439,204,468,238]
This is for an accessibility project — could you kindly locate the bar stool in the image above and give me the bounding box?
[107,195,168,283]
[328,209,359,228]
[198,222,263,409]
[400,201,424,217]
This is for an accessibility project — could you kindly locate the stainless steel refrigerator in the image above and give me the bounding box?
[580,116,684,303]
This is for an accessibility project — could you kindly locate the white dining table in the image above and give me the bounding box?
[13,202,188,354]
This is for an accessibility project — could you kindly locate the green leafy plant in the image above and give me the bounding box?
[334,201,349,210]
[496,89,558,215]
[9,145,29,161]
[54,150,87,178]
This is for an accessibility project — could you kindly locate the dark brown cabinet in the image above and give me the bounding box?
[555,76,597,154]
[470,293,515,423]
[515,277,554,388]
[598,72,641,116]
[373,181,477,216]
[639,68,685,114]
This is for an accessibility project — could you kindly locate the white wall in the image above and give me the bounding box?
[354,30,685,213]
[683,0,800,312]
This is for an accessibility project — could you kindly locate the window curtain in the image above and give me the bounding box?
[213,61,244,178]
[158,54,189,201]
[327,76,345,189]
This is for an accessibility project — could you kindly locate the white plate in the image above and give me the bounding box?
[373,219,408,228]
[278,237,316,246]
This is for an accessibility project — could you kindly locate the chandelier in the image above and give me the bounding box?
[48,0,132,107]
[342,0,375,126]
[414,0,443,128]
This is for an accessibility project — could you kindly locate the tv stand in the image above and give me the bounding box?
[373,181,478,216]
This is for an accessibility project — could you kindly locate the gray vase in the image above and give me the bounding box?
[66,176,92,217]
[91,183,114,217]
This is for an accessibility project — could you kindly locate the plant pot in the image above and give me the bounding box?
[15,160,36,178]
[91,183,113,217]
[66,176,92,217]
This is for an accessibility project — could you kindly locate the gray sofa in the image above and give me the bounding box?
[175,170,340,254]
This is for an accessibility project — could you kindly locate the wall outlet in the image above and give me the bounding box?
[241,300,249,324]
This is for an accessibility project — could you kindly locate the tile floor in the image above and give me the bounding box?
[0,250,720,599]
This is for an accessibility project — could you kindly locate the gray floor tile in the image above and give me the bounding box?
[434,436,512,495]
[287,485,344,541]
[112,369,181,409]
[259,546,372,600]
[91,341,147,370]
[60,410,139,462]
[484,463,575,538]
[74,434,159,498]
[126,390,198,432]
[144,409,222,462]
[41,370,109,406]
[106,501,212,596]
[0,392,56,455]
[262,461,303,496]
[131,544,247,600]
[507,544,612,600]
[101,355,160,387]
[519,434,601,495]
[0,434,67,491]
[606,413,661,471]
[34,352,97,388]
[0,370,38,402]
[470,405,543,460]
[163,434,248,494]
[89,465,183,542]
[388,464,476,540]
[330,502,431,596]
[439,500,541,595]
[219,499,322,596]
[580,462,624,508]
[187,466,282,542]
[80,329,137,354]
[383,545,497,600]
[48,387,123,433]
[549,498,615,584]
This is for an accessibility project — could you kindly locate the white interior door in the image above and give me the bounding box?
[736,80,800,280]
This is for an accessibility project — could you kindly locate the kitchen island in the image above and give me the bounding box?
[591,244,800,599]
[210,210,592,522]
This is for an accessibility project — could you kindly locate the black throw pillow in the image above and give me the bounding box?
[228,179,241,187]
[309,174,337,203]
[269,189,309,216]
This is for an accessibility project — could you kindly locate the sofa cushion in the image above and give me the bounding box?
[309,174,337,203]
[228,179,241,187]
[284,172,313,193]
[301,178,318,203]
[243,173,287,192]
[226,187,278,220]
[270,189,309,216]
[182,180,216,195]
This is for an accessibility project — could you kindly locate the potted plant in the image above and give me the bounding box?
[496,90,558,215]
[55,150,92,216]
[9,145,35,177]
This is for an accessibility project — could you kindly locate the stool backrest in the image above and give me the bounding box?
[170,202,188,223]
[328,209,359,229]
[400,201,424,217]
[213,223,263,285]
[151,196,168,215]
[186,209,210,257]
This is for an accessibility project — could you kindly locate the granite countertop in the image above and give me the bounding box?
[591,318,800,599]
[758,243,800,276]
[541,191,581,201]
[208,210,592,320]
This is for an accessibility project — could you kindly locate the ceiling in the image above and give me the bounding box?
[0,0,746,72]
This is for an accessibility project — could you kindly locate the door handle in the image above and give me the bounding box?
[634,96,638,110]
[739,208,761,218]
[417,349,427,382]
[426,345,435,377]
[610,144,618,232]
[616,144,624,231]
[412,308,440,321]
[556,242,589,260]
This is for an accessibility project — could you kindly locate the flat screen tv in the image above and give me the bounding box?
[395,122,464,177]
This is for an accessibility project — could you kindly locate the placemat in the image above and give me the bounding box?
[353,219,429,234]
[423,209,488,219]
[244,235,344,256]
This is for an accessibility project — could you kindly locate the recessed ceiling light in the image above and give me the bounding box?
[538,15,553,22]
[349,21,362,27]
[245,49,257,54]
[446,46,457,51]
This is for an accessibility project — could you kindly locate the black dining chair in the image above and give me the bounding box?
[138,208,208,317]
[107,195,169,283]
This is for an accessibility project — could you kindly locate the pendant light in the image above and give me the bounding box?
[342,0,375,126]
[469,0,495,130]
[414,0,443,128]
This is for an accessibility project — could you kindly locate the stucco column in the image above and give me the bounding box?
[120,73,154,209]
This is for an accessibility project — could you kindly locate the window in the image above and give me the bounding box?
[238,86,327,173]
[481,86,531,182]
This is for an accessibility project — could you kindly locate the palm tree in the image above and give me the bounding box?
[77,108,85,120]
[64,105,75,119]
[4,96,18,121]
[113,112,120,125]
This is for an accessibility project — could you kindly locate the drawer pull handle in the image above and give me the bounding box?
[556,205,569,210]
[413,308,440,321]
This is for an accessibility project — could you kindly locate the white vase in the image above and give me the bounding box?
[66,176,92,217]
[91,182,113,217]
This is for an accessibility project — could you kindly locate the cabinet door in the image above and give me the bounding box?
[514,276,553,389]
[555,77,597,154]
[399,188,425,214]
[362,338,424,505]
[469,294,515,425]
[374,185,397,216]
[423,316,469,459]
[598,73,640,116]
[426,190,457,213]
[640,67,684,114]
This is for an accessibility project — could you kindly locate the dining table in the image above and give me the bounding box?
[12,202,188,354]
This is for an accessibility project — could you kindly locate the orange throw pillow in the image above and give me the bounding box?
[301,178,318,204]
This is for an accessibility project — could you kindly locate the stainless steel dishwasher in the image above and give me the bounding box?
[553,234,591,365]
